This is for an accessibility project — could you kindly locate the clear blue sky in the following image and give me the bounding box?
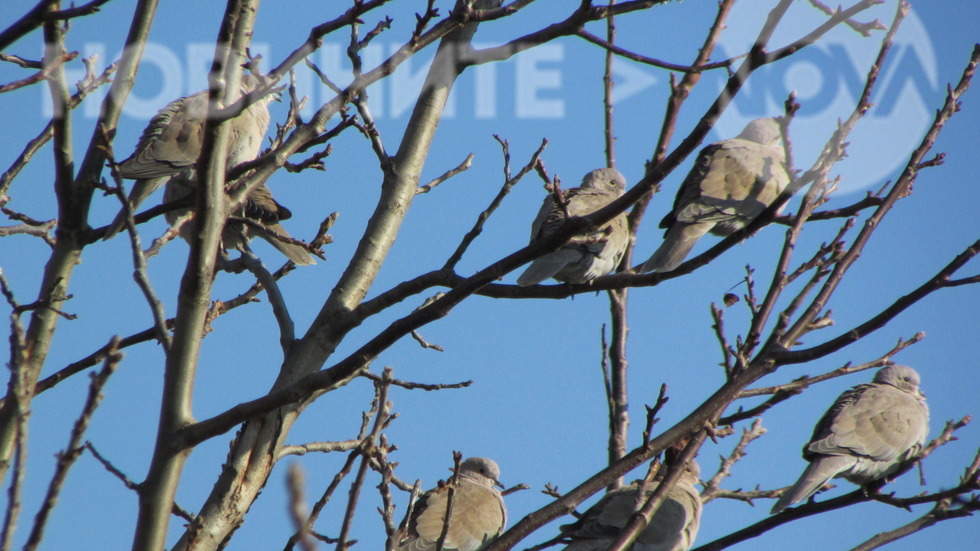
[1,1,978,550]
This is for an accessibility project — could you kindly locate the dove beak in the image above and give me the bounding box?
[494,479,505,489]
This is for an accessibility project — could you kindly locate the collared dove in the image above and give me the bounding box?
[397,457,507,551]
[560,460,701,551]
[105,74,271,237]
[770,365,929,514]
[516,168,629,286]
[105,74,314,265]
[640,118,789,273]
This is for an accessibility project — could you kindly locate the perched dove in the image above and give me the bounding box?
[397,457,507,551]
[770,365,929,514]
[561,460,702,551]
[640,118,789,273]
[161,174,315,265]
[105,74,314,264]
[516,168,629,286]
[105,74,274,237]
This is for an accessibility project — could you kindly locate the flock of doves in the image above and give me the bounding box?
[392,363,927,551]
[104,75,931,550]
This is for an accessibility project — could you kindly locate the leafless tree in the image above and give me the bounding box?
[0,1,977,551]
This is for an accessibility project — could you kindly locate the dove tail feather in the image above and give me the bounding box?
[103,177,168,240]
[516,250,579,286]
[771,455,854,514]
[639,223,711,273]
[256,225,316,266]
[103,213,130,241]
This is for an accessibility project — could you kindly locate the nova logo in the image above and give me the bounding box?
[727,42,939,119]
[713,3,939,194]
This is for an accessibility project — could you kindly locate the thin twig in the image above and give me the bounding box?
[376,443,400,545]
[0,56,115,200]
[0,219,56,247]
[86,440,197,526]
[602,3,635,479]
[740,333,923,400]
[710,304,735,378]
[359,370,472,392]
[641,385,669,447]
[0,53,42,68]
[436,452,464,551]
[284,451,358,551]
[0,51,78,93]
[287,464,318,551]
[0,269,28,551]
[219,250,296,355]
[410,330,444,351]
[576,30,740,74]
[27,253,301,400]
[104,131,173,352]
[807,0,886,36]
[442,137,548,271]
[701,419,767,503]
[335,368,395,551]
[765,1,933,359]
[417,153,475,195]
[277,440,362,460]
[23,338,122,551]
[848,497,980,551]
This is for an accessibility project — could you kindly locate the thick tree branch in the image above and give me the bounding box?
[173,4,504,549]
[132,2,259,549]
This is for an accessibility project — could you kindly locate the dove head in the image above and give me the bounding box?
[736,117,783,145]
[874,365,924,397]
[683,459,701,482]
[460,457,504,489]
[581,168,627,195]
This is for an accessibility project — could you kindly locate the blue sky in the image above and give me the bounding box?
[1,1,978,550]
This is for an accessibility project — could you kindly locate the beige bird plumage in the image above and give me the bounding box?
[561,460,702,551]
[770,365,929,514]
[517,168,629,286]
[161,174,315,265]
[104,74,312,264]
[397,457,507,551]
[640,118,789,273]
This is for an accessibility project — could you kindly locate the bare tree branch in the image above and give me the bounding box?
[416,153,475,195]
[2,2,977,551]
[0,51,78,94]
[702,419,767,504]
[23,338,121,551]
[0,0,158,487]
